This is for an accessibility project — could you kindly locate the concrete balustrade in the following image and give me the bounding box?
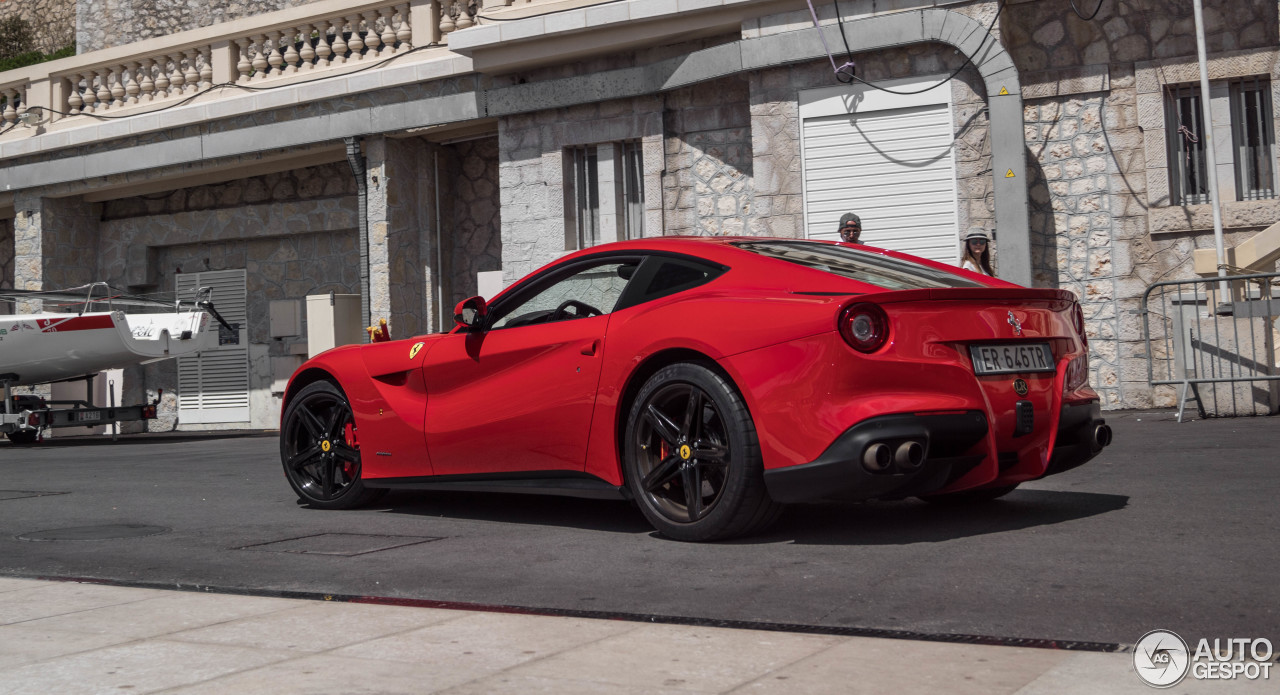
[1,81,29,125]
[0,0,481,135]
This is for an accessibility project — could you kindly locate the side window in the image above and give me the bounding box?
[489,261,639,330]
[616,257,726,311]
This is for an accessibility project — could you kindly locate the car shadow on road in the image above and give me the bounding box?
[748,489,1129,546]
[370,490,655,535]
[368,488,1127,542]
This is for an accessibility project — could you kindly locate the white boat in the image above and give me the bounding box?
[0,285,219,387]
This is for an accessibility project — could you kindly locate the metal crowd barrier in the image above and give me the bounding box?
[1141,271,1280,421]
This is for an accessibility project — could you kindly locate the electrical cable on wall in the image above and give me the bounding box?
[1069,0,1107,21]
[805,0,1007,96]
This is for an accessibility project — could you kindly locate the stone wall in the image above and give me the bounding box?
[74,0,323,53]
[102,161,356,220]
[2,0,75,54]
[661,77,753,236]
[1004,0,1277,70]
[1023,91,1123,407]
[497,96,664,284]
[449,135,501,308]
[0,217,12,289]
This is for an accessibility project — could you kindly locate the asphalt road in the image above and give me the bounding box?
[0,410,1276,648]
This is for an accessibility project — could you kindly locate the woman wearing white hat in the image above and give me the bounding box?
[960,227,995,276]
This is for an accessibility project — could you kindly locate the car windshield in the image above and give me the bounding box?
[732,240,984,290]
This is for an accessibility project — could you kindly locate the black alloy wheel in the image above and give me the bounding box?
[625,363,781,541]
[280,380,384,509]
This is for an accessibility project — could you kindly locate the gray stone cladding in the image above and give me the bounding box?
[0,218,13,296]
[74,0,322,53]
[450,135,501,308]
[1007,0,1280,408]
[496,95,664,284]
[2,0,75,54]
[1023,93,1122,407]
[661,77,753,237]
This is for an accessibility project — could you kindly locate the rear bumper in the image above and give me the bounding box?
[763,411,989,503]
[762,402,1110,504]
[1042,400,1109,479]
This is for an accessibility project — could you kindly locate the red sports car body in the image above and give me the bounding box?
[280,237,1111,541]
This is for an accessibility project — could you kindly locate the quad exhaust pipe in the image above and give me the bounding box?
[861,440,924,473]
[862,442,892,472]
[1093,423,1113,448]
[894,440,923,469]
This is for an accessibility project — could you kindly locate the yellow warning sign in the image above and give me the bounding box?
[1005,169,1016,178]
[998,86,1009,95]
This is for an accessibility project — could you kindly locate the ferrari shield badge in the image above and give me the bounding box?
[409,342,425,359]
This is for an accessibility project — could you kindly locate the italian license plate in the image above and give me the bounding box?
[969,343,1055,375]
[73,410,102,423]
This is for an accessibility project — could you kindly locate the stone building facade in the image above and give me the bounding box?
[1,0,1277,432]
[73,0,323,52]
[2,0,75,54]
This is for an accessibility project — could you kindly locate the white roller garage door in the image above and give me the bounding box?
[800,78,960,265]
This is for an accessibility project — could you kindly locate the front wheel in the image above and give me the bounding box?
[919,484,1019,505]
[280,380,385,509]
[624,363,781,542]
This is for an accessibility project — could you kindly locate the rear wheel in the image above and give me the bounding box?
[280,380,384,509]
[5,430,37,445]
[624,363,781,542]
[919,484,1019,505]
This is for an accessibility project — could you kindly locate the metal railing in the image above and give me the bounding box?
[1142,271,1280,420]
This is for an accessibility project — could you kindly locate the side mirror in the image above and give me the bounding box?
[454,296,488,329]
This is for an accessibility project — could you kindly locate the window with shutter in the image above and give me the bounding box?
[175,270,250,424]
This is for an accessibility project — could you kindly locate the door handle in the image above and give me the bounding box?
[581,339,599,356]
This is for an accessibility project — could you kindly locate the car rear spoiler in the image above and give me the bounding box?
[857,287,1080,305]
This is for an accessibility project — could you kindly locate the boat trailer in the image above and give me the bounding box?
[1,372,162,444]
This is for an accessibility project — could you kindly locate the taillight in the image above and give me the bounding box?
[839,303,890,353]
[1071,302,1087,348]
[1064,352,1090,394]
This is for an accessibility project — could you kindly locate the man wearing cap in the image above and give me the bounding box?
[837,213,862,243]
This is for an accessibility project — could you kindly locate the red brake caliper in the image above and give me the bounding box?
[342,423,358,477]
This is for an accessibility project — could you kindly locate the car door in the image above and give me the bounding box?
[422,257,641,476]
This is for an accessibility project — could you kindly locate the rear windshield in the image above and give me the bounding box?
[732,240,984,290]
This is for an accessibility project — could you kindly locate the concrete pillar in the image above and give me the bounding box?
[366,135,432,338]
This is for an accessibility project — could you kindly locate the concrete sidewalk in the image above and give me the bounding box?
[1,577,1261,695]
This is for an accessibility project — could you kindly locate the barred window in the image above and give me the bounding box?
[1229,77,1276,201]
[1165,84,1210,206]
[567,145,600,250]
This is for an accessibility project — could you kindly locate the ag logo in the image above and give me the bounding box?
[1134,629,1190,688]
[409,341,425,359]
[1013,378,1029,396]
[321,440,332,453]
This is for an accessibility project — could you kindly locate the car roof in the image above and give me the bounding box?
[550,236,1011,292]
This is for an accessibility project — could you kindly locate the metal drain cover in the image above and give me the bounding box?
[16,524,171,541]
[238,533,442,557]
[0,490,68,501]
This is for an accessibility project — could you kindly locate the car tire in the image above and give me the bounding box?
[624,362,782,542]
[5,430,37,445]
[280,380,385,510]
[919,484,1019,505]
